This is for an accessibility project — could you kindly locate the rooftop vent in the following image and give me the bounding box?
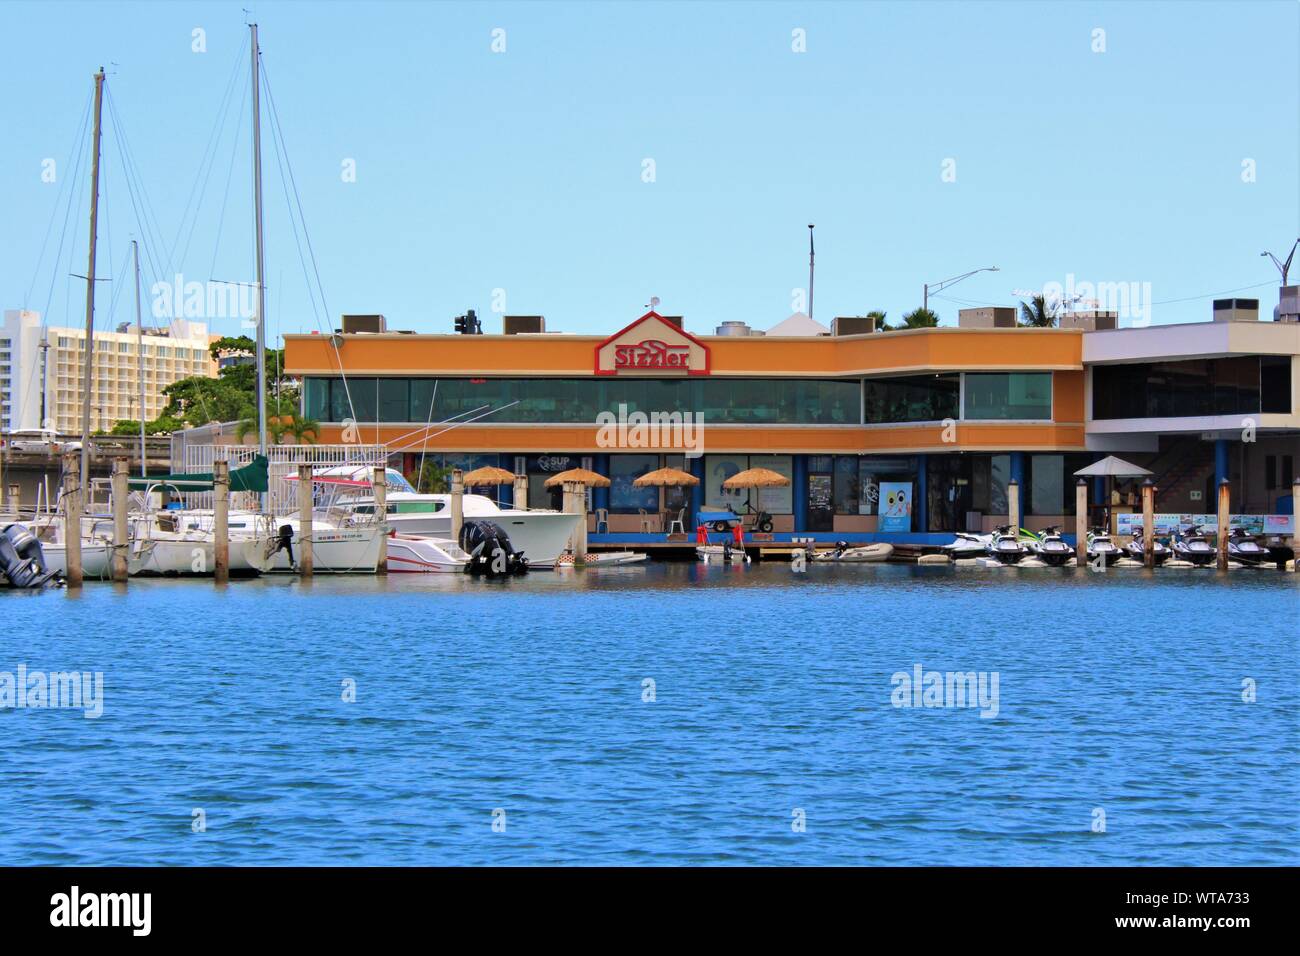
[659,315,684,329]
[1059,310,1118,331]
[958,307,1017,329]
[1212,298,1259,322]
[503,315,545,334]
[831,316,878,336]
[341,314,386,334]
[714,321,756,336]
[1273,286,1298,323]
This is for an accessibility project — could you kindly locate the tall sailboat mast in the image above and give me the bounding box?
[79,67,105,491]
[132,239,146,478]
[250,23,268,457]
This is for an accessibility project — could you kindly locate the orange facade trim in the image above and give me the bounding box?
[308,421,1087,454]
[285,327,1083,378]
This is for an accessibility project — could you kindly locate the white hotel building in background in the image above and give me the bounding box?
[0,309,217,435]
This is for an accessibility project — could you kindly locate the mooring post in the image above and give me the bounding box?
[213,459,230,584]
[450,468,464,542]
[1141,478,1155,569]
[1216,478,1230,571]
[513,473,528,511]
[1006,478,1020,536]
[110,457,129,582]
[1292,478,1300,570]
[62,451,83,587]
[373,465,387,574]
[1075,478,1088,568]
[297,463,313,577]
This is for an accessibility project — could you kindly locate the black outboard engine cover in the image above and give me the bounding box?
[270,524,296,565]
[0,524,62,589]
[458,519,528,577]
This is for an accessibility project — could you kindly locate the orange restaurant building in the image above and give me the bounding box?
[284,306,1299,542]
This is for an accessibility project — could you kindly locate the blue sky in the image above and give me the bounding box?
[2,0,1297,342]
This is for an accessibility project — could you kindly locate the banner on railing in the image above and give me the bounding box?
[1114,513,1295,536]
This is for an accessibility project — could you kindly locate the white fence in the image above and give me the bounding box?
[174,442,388,515]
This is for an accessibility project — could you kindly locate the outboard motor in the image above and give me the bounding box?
[0,524,62,589]
[458,519,528,577]
[268,524,296,567]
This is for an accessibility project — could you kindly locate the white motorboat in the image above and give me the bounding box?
[941,531,992,559]
[289,467,582,568]
[811,541,894,563]
[25,516,115,579]
[385,533,471,573]
[168,508,382,574]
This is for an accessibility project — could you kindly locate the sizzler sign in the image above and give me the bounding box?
[595,312,710,376]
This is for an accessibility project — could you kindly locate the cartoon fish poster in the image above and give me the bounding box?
[878,481,912,532]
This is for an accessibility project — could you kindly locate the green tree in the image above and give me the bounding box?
[866,310,889,331]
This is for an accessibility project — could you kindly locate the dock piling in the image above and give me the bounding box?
[513,473,528,511]
[450,468,464,542]
[1006,478,1020,536]
[297,463,313,577]
[213,459,229,584]
[1216,478,1230,571]
[111,457,129,582]
[1141,478,1155,569]
[373,466,387,574]
[62,451,83,587]
[1293,478,1300,569]
[1075,478,1088,568]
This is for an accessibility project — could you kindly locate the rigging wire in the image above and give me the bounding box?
[170,42,248,274]
[259,59,356,425]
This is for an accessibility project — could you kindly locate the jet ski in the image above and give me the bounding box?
[941,531,992,559]
[1027,525,1075,566]
[1171,524,1217,566]
[1226,527,1269,567]
[1122,527,1170,565]
[986,524,1029,565]
[1085,528,1123,565]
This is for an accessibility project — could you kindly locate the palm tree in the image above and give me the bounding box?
[1019,295,1058,328]
[898,307,940,329]
[866,310,888,331]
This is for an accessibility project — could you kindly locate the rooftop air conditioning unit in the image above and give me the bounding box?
[340,314,386,334]
[1212,298,1259,322]
[503,315,545,335]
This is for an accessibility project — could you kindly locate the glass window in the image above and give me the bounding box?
[705,455,751,511]
[609,454,660,513]
[749,454,793,514]
[1261,356,1291,414]
[1028,454,1064,515]
[864,374,959,423]
[963,373,1052,420]
[833,455,859,514]
[377,378,410,422]
[1093,358,1282,420]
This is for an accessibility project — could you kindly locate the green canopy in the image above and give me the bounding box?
[127,455,269,493]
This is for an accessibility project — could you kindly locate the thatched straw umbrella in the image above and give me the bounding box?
[632,467,699,487]
[722,467,790,489]
[543,467,611,489]
[462,465,517,487]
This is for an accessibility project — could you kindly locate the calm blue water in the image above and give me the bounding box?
[1,563,1295,865]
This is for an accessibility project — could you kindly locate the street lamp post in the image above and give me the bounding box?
[1260,239,1300,286]
[924,266,1000,313]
